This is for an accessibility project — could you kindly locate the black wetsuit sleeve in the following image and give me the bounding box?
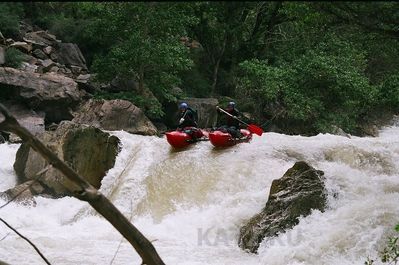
[179,109,197,128]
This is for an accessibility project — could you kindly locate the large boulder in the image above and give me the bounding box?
[23,30,58,48]
[168,98,218,128]
[0,67,86,123]
[238,161,327,253]
[10,41,32,53]
[13,121,120,197]
[72,99,158,135]
[32,48,48,60]
[55,43,87,71]
[75,74,98,94]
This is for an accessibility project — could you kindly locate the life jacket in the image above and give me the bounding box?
[188,107,199,123]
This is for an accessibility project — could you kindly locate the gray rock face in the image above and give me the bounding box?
[0,67,85,123]
[0,101,45,141]
[43,46,53,55]
[55,43,87,70]
[13,121,120,197]
[23,31,58,48]
[41,59,55,72]
[238,161,327,253]
[75,74,98,94]
[20,62,38,73]
[178,98,219,128]
[32,49,47,60]
[72,99,158,135]
[10,41,32,53]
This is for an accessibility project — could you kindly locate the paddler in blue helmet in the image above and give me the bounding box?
[177,102,198,129]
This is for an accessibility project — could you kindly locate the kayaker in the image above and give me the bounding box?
[177,102,199,140]
[216,101,242,138]
[177,102,198,128]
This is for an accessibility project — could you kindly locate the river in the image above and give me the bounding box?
[0,124,398,265]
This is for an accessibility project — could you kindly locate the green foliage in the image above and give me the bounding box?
[381,236,399,264]
[181,66,212,97]
[9,2,399,134]
[87,3,195,104]
[237,34,379,134]
[0,3,24,37]
[378,74,399,109]
[4,47,27,68]
[366,223,399,265]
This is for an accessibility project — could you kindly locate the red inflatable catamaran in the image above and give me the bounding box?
[166,107,263,148]
[165,127,209,148]
[208,128,253,147]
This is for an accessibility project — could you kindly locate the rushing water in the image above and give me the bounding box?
[0,124,398,265]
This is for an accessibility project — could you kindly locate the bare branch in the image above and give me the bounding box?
[110,198,135,265]
[0,217,52,265]
[0,103,165,265]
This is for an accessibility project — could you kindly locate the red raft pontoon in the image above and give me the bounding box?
[165,127,209,148]
[209,129,252,147]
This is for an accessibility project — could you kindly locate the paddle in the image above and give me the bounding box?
[217,107,263,136]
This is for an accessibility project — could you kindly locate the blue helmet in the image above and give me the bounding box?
[227,101,236,108]
[179,102,188,109]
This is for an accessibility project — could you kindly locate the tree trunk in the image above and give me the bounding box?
[0,104,165,265]
[138,66,145,94]
[211,36,228,96]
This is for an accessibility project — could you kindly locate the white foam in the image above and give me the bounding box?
[0,125,398,265]
[0,143,20,190]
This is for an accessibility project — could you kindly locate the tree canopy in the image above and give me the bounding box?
[1,2,398,134]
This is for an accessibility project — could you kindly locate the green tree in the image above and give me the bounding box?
[187,2,289,96]
[0,3,24,37]
[83,2,196,118]
[237,33,378,134]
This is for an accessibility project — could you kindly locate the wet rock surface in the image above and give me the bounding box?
[72,99,158,135]
[13,121,120,197]
[238,161,327,253]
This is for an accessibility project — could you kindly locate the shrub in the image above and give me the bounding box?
[4,47,27,68]
[0,3,24,37]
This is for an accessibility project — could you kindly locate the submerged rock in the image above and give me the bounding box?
[0,259,11,265]
[13,121,120,197]
[72,99,158,135]
[0,180,45,206]
[238,161,327,253]
[330,125,351,138]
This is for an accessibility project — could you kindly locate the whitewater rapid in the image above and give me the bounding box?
[0,124,398,265]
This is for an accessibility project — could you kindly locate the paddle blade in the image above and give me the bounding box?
[248,124,263,136]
